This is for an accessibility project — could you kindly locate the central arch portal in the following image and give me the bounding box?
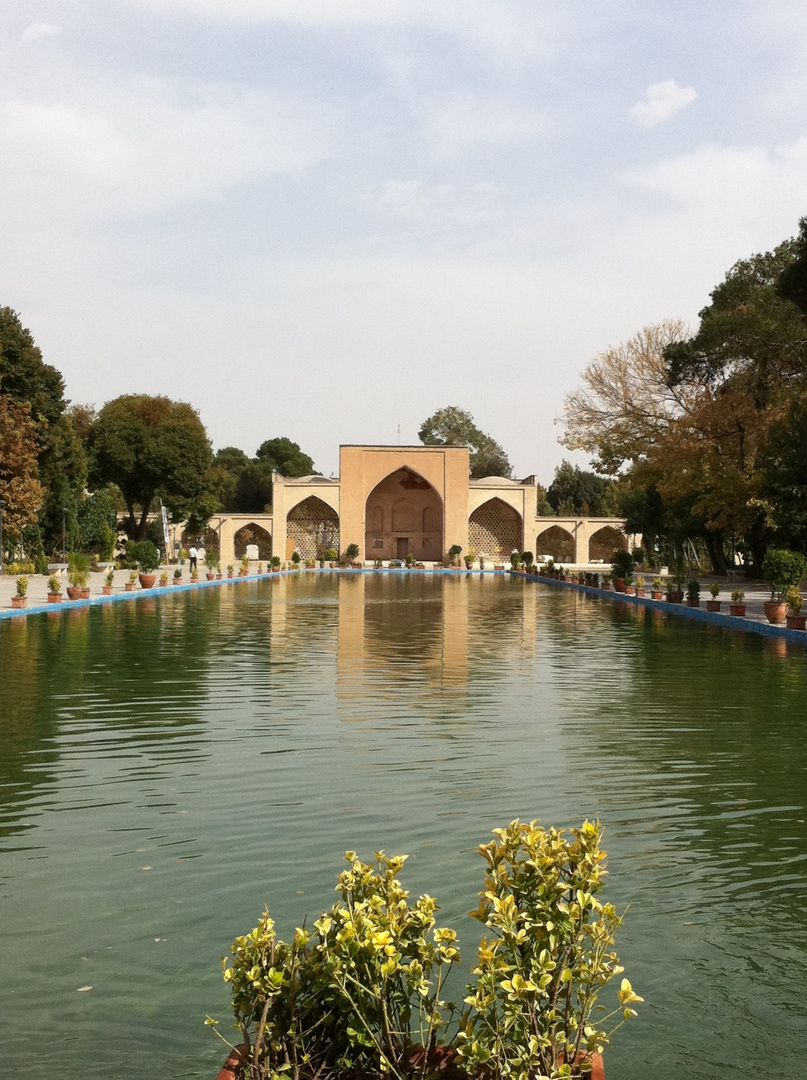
[365,468,443,561]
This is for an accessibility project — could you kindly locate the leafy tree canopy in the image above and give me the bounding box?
[0,307,66,426]
[89,395,214,539]
[255,437,315,477]
[547,460,611,516]
[0,395,43,545]
[418,406,512,479]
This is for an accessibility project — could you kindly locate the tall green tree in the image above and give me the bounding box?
[0,307,65,426]
[255,437,315,477]
[418,406,512,478]
[0,395,43,548]
[89,395,215,539]
[546,460,611,516]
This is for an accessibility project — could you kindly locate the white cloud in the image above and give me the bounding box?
[630,80,697,127]
[365,179,501,230]
[424,93,547,155]
[21,22,62,42]
[0,81,335,221]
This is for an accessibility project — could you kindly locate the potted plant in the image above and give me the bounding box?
[510,549,522,571]
[206,552,220,580]
[271,555,281,572]
[706,582,721,612]
[128,540,160,588]
[651,577,663,600]
[227,564,234,578]
[173,567,182,585]
[668,551,687,603]
[634,574,645,597]
[730,588,746,617]
[239,556,249,576]
[785,586,805,630]
[212,820,638,1080]
[344,543,360,567]
[478,552,486,570]
[601,573,611,590]
[47,574,63,603]
[686,578,701,607]
[11,575,28,608]
[67,554,90,599]
[464,551,475,569]
[124,570,137,592]
[761,548,807,624]
[324,548,338,568]
[292,550,302,569]
[103,568,115,595]
[159,570,169,588]
[521,550,534,573]
[448,544,462,567]
[610,548,634,593]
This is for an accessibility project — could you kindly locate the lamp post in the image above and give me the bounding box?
[62,507,68,564]
[0,499,6,575]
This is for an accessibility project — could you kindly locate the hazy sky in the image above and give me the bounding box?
[2,2,806,482]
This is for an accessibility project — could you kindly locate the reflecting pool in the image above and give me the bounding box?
[1,573,806,1079]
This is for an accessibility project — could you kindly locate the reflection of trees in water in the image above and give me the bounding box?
[0,592,224,839]
[536,584,807,890]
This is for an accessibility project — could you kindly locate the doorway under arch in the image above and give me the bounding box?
[536,525,575,562]
[469,498,522,558]
[286,496,340,559]
[234,522,272,560]
[364,467,442,561]
[588,525,627,562]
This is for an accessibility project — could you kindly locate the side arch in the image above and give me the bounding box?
[536,524,575,562]
[234,522,272,560]
[469,498,522,559]
[587,525,627,562]
[286,496,340,559]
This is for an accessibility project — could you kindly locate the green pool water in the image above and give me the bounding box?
[1,572,806,1079]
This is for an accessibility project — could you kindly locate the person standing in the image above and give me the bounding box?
[188,545,198,572]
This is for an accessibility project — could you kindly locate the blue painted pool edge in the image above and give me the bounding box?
[516,570,807,645]
[0,566,509,621]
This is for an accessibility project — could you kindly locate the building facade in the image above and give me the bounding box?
[184,445,628,566]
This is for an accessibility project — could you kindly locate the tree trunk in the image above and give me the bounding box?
[137,498,153,540]
[705,532,727,575]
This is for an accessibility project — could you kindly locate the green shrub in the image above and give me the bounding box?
[510,551,522,569]
[344,543,360,561]
[216,852,460,1080]
[67,552,90,588]
[687,578,700,599]
[127,540,161,573]
[213,823,639,1080]
[458,820,641,1080]
[16,576,28,597]
[761,548,807,601]
[291,550,301,564]
[271,555,281,567]
[785,586,803,614]
[610,548,634,582]
[325,548,338,561]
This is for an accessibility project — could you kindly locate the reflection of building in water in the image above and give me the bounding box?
[188,445,627,567]
[335,575,540,722]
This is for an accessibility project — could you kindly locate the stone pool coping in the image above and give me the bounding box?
[518,569,807,645]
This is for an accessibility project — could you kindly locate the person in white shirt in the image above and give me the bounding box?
[188,545,198,572]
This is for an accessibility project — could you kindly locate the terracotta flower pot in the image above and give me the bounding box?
[139,573,157,589]
[729,604,746,617]
[786,613,806,630]
[102,585,113,595]
[66,586,82,600]
[47,592,62,603]
[669,590,684,603]
[636,588,646,597]
[228,571,234,578]
[687,597,700,607]
[651,590,662,600]
[173,578,182,585]
[764,600,787,625]
[11,595,27,608]
[124,582,134,592]
[216,573,222,579]
[706,600,721,612]
[612,577,626,592]
[206,572,216,580]
[625,586,635,595]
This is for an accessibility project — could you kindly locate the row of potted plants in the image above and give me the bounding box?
[525,547,807,630]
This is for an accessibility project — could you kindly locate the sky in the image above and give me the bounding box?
[2,1,807,483]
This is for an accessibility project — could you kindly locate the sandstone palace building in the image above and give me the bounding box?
[187,445,628,566]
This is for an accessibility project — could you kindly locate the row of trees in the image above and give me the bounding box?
[561,217,807,573]
[0,308,524,562]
